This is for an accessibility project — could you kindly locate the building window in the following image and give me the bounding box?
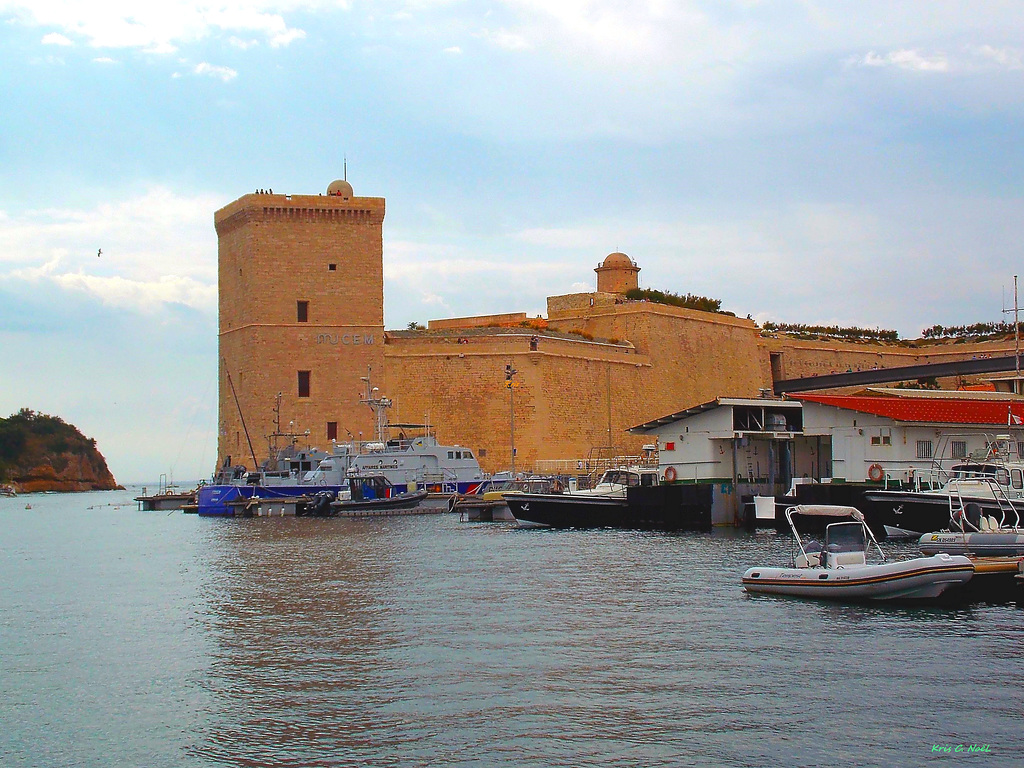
[328,263,337,271]
[950,440,967,459]
[297,300,309,322]
[327,421,337,441]
[298,370,311,398]
[917,440,933,459]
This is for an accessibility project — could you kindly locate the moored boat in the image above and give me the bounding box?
[742,505,974,601]
[917,503,1024,557]
[451,476,562,522]
[329,475,428,515]
[506,467,712,531]
[863,435,1024,537]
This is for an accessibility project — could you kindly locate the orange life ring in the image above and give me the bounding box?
[664,466,677,482]
[868,464,884,482]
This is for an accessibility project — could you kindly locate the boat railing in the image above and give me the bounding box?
[948,477,1022,532]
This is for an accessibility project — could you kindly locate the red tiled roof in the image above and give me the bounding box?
[796,394,1024,426]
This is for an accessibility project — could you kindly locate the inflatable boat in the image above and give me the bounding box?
[742,505,974,601]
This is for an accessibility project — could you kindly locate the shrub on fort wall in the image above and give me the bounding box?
[624,288,723,314]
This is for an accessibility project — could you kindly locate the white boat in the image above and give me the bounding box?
[742,505,974,601]
[863,434,1024,537]
[918,500,1024,557]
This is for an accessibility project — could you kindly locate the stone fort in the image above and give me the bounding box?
[215,180,1014,473]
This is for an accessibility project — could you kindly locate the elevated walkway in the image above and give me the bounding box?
[774,354,1024,394]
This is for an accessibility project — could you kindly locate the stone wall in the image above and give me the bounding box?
[216,192,386,466]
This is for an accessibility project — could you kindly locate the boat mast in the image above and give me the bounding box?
[225,365,258,469]
[1015,275,1020,394]
[359,367,391,443]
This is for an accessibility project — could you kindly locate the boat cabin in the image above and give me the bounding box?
[597,468,659,487]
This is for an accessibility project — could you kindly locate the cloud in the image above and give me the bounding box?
[443,46,462,54]
[3,1,309,53]
[229,36,259,49]
[972,44,1024,70]
[194,62,238,81]
[41,32,73,46]
[0,187,221,314]
[92,56,117,64]
[479,28,531,52]
[848,49,950,72]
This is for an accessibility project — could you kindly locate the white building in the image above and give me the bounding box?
[628,388,1024,525]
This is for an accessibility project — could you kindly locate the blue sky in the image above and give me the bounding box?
[2,1,1023,483]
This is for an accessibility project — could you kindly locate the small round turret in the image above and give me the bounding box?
[595,251,640,294]
[327,179,354,199]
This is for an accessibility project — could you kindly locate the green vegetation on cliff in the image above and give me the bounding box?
[0,409,118,490]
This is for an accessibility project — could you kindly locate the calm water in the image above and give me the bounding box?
[1,489,1022,767]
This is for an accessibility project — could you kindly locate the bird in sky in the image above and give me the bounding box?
[97,249,102,257]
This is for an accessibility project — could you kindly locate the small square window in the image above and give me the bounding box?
[950,440,967,459]
[328,263,337,271]
[917,440,933,459]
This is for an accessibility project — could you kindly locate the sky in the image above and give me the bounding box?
[2,1,1024,483]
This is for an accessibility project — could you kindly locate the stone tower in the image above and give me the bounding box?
[595,251,640,294]
[214,180,385,469]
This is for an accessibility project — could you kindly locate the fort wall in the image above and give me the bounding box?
[215,183,1018,475]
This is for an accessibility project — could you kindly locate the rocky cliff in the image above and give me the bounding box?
[0,409,121,492]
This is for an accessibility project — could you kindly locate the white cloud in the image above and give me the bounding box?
[0,187,221,314]
[194,62,238,81]
[229,36,259,49]
[2,1,310,53]
[480,28,530,51]
[849,49,949,72]
[443,45,462,54]
[41,32,73,46]
[972,44,1024,70]
[92,56,117,63]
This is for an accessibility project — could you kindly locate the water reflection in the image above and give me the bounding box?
[193,517,408,766]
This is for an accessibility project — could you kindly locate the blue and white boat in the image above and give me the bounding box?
[198,384,485,516]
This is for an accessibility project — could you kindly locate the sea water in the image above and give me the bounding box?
[1,488,1021,767]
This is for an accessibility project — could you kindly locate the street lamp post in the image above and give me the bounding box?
[505,362,517,475]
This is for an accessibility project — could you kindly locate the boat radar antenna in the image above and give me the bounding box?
[359,367,392,443]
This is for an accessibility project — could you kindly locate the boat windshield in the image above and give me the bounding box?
[600,471,637,486]
[951,464,999,480]
[824,522,867,553]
